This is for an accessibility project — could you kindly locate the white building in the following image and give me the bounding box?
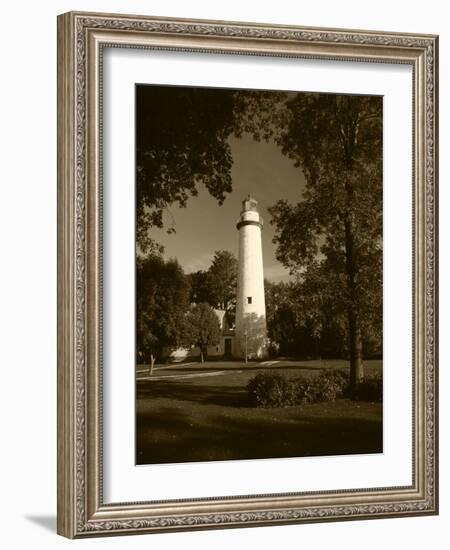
[166,195,268,362]
[234,195,268,359]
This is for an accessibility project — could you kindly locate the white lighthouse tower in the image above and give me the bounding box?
[235,195,267,359]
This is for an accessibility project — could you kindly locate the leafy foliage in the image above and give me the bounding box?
[135,86,286,254]
[264,279,347,359]
[267,93,383,389]
[247,369,351,408]
[247,372,292,408]
[136,255,190,364]
[183,303,222,362]
[354,373,383,402]
[207,250,238,311]
[188,250,238,314]
[188,270,212,305]
[136,87,245,254]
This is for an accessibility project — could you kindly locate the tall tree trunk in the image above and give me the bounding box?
[344,213,364,396]
[348,308,364,396]
[200,349,205,363]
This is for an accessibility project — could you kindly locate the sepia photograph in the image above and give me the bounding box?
[55,8,438,538]
[135,84,383,465]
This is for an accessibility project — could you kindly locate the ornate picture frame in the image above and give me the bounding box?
[57,11,438,538]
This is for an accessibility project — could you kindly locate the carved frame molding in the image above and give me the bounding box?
[57,11,438,538]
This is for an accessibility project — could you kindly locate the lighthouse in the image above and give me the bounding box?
[235,195,267,359]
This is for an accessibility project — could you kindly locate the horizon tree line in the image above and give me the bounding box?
[136,250,382,370]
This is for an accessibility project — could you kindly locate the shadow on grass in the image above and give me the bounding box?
[136,366,383,465]
[137,379,252,408]
[136,402,383,465]
[136,365,328,408]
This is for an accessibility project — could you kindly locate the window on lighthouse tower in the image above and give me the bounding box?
[247,297,252,304]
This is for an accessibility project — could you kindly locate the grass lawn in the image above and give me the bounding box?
[136,359,382,465]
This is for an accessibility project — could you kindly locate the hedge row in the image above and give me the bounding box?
[246,369,382,408]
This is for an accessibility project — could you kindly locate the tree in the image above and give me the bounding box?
[188,270,212,305]
[136,87,382,392]
[136,86,284,255]
[268,93,382,393]
[136,255,190,373]
[188,251,238,312]
[183,303,222,363]
[136,87,241,254]
[264,280,299,356]
[206,250,238,311]
[293,263,349,359]
[265,279,319,358]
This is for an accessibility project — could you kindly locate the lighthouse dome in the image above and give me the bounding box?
[241,195,259,213]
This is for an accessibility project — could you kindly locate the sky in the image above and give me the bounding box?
[149,131,306,282]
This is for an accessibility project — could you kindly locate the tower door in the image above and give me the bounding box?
[224,338,232,357]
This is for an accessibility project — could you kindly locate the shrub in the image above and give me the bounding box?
[247,372,291,408]
[247,369,350,408]
[355,373,383,402]
[315,369,350,401]
[246,368,383,408]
